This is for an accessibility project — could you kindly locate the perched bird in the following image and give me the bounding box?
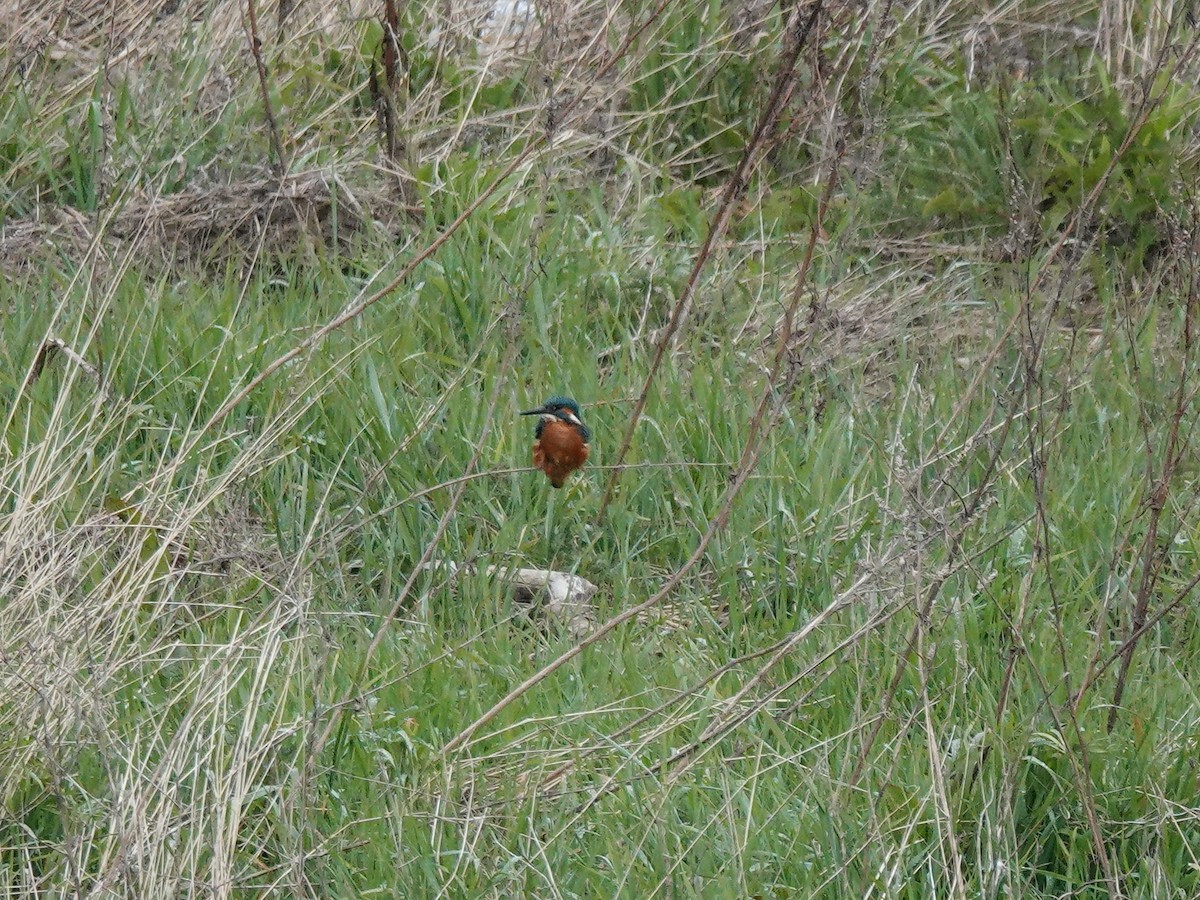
[520,396,591,488]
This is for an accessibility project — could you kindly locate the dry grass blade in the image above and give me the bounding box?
[22,335,108,398]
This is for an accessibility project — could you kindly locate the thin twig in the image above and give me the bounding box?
[1076,566,1200,705]
[22,336,110,400]
[379,0,403,162]
[1107,236,1199,730]
[538,634,802,796]
[244,0,288,175]
[595,0,825,519]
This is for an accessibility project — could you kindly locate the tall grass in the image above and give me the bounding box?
[2,0,1200,895]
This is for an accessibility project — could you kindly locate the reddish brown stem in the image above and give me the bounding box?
[1107,249,1198,731]
[245,0,288,174]
[378,0,403,162]
[595,0,825,520]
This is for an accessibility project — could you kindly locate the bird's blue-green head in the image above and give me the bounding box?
[520,395,590,442]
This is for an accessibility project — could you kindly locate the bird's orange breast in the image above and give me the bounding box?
[532,420,589,487]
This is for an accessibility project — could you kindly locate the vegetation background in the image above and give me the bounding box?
[2,0,1199,895]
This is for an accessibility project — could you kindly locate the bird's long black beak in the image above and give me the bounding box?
[520,405,552,417]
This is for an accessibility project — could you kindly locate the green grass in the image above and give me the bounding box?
[3,0,1200,896]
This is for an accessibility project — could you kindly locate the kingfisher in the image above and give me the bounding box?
[520,396,590,488]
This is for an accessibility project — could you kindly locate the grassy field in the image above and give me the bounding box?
[3,0,1200,895]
